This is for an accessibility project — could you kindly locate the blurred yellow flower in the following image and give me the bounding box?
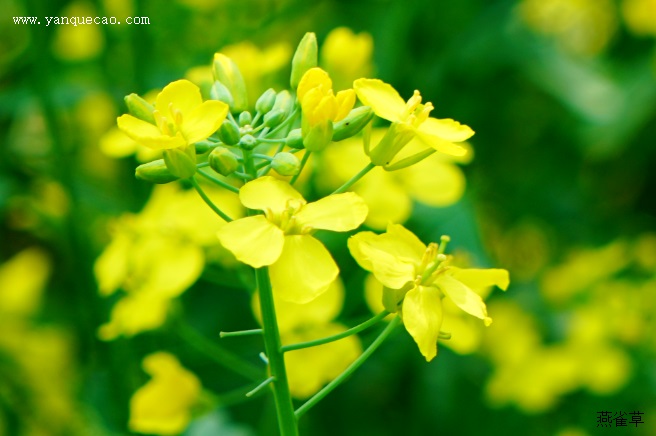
[253,280,361,399]
[349,223,508,361]
[95,182,242,339]
[519,0,617,56]
[117,79,228,150]
[217,176,367,303]
[0,247,51,318]
[354,78,474,161]
[621,0,656,36]
[129,352,201,435]
[51,2,104,61]
[321,27,374,91]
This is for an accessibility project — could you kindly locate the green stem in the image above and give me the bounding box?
[197,169,240,194]
[220,329,263,338]
[256,267,299,435]
[282,311,389,352]
[295,316,402,419]
[331,162,376,194]
[246,376,275,398]
[177,323,262,381]
[190,176,234,222]
[290,151,310,185]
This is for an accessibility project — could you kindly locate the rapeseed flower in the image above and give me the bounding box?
[349,223,508,361]
[129,352,201,435]
[353,79,474,164]
[117,79,228,150]
[217,176,367,303]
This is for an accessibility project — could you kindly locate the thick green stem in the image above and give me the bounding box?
[282,311,389,352]
[256,267,299,435]
[331,162,376,194]
[295,316,402,419]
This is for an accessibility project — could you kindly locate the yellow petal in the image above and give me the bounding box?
[180,100,228,144]
[295,192,368,232]
[348,231,416,289]
[155,79,203,120]
[117,114,186,150]
[354,171,412,230]
[94,231,131,296]
[385,223,427,259]
[451,267,510,291]
[269,235,338,303]
[297,67,332,101]
[419,117,475,142]
[98,292,170,340]
[402,285,443,361]
[217,216,284,267]
[415,128,468,157]
[334,89,356,121]
[138,240,204,298]
[239,176,304,214]
[436,274,491,325]
[353,78,405,122]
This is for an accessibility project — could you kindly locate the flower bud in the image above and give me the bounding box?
[194,140,215,154]
[271,152,301,176]
[210,81,234,107]
[303,120,333,152]
[125,93,155,124]
[272,90,294,117]
[209,147,240,176]
[163,146,197,178]
[290,32,318,90]
[255,88,277,114]
[285,128,304,149]
[217,120,241,145]
[135,159,179,184]
[238,111,252,127]
[213,53,248,112]
[263,109,286,128]
[368,122,414,166]
[332,106,374,142]
[239,134,257,150]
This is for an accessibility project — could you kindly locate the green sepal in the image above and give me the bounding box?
[255,88,277,114]
[271,152,301,176]
[332,106,374,142]
[210,81,234,107]
[263,109,286,128]
[302,120,333,152]
[217,120,241,146]
[368,122,414,166]
[209,147,240,176]
[285,128,304,149]
[383,147,436,171]
[124,93,155,124]
[212,53,248,112]
[135,159,179,184]
[163,145,197,179]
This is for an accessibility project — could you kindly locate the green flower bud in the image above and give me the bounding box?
[213,53,248,112]
[135,159,179,184]
[240,134,257,150]
[290,32,318,89]
[272,90,294,117]
[263,109,286,128]
[271,152,301,176]
[285,128,304,149]
[238,111,253,127]
[255,88,277,114]
[303,120,333,152]
[163,145,197,178]
[125,93,155,124]
[210,81,234,107]
[209,147,240,176]
[194,140,215,154]
[368,122,414,166]
[218,120,241,145]
[332,106,374,142]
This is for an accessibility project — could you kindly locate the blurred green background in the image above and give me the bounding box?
[1,0,655,435]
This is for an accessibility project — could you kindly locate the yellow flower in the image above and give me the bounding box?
[117,79,228,150]
[348,223,508,361]
[321,27,373,91]
[622,0,656,36]
[129,352,201,435]
[297,68,355,150]
[353,78,474,159]
[217,176,367,303]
